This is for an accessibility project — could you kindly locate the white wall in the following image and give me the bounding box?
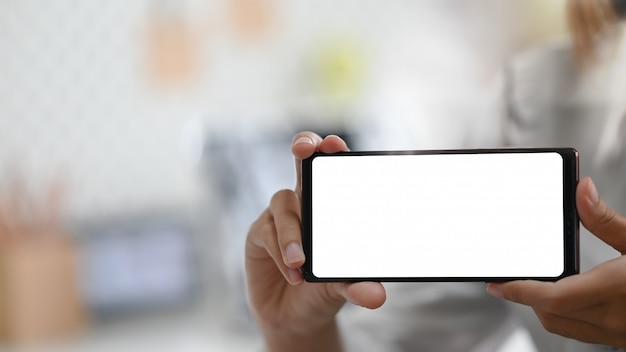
[0,0,566,221]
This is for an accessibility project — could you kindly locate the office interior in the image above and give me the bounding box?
[0,1,569,351]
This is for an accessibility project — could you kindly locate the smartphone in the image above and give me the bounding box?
[301,148,579,282]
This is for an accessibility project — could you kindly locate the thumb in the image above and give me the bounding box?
[342,282,387,309]
[576,177,626,254]
[292,132,323,197]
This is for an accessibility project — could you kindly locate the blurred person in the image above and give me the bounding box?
[488,0,626,350]
[245,0,626,351]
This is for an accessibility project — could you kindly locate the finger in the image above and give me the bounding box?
[247,209,304,285]
[329,282,386,309]
[319,134,350,154]
[490,279,626,347]
[531,310,626,348]
[293,133,349,196]
[270,189,305,269]
[576,177,626,254]
[292,132,323,160]
[487,281,557,308]
[292,132,323,196]
[541,257,626,333]
[487,272,608,313]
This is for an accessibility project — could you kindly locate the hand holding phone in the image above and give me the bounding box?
[301,149,579,282]
[245,133,387,352]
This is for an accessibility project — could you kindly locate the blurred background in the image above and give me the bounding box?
[0,0,567,351]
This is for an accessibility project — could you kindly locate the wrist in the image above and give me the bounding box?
[262,320,343,352]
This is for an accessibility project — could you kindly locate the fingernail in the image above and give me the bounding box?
[486,283,504,299]
[588,178,599,205]
[294,136,313,146]
[285,242,305,265]
[287,268,303,284]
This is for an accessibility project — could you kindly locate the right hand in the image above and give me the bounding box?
[245,132,386,351]
[487,177,626,348]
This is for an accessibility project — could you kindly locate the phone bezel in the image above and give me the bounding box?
[301,148,579,282]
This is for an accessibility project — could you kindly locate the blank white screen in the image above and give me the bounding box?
[311,153,564,278]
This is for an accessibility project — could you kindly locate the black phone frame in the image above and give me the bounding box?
[301,148,580,283]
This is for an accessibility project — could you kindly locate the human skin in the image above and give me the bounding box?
[488,176,626,349]
[246,132,626,350]
[245,132,386,352]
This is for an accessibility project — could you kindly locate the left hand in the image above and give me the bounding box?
[487,177,626,348]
